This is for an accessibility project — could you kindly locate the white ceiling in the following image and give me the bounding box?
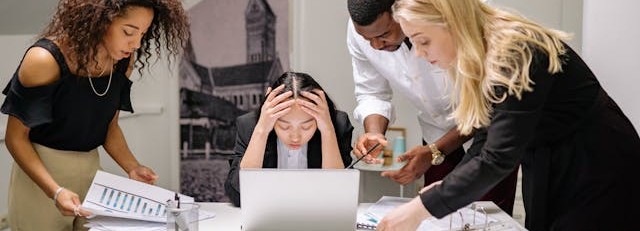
[0,0,58,35]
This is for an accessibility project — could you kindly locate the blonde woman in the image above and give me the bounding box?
[377,0,640,230]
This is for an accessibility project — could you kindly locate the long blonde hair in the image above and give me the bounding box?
[393,0,569,135]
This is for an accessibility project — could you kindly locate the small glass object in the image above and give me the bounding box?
[166,202,200,231]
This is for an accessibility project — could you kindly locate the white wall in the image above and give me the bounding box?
[582,0,640,129]
[0,35,34,217]
[491,0,583,53]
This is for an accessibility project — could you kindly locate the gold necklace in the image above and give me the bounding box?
[88,59,113,97]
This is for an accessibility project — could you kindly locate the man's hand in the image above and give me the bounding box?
[381,145,432,185]
[353,132,388,164]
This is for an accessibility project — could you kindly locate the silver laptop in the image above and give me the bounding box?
[240,169,360,231]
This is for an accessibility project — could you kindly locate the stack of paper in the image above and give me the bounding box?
[81,170,215,230]
[357,196,522,231]
[85,216,165,231]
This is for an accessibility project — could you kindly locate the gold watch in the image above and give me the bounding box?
[428,143,445,165]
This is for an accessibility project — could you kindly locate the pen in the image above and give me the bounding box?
[346,143,381,169]
[175,192,180,209]
[173,192,179,230]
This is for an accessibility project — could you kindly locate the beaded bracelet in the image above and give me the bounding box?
[53,187,65,204]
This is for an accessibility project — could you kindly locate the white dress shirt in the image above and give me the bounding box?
[347,20,456,143]
[277,139,308,169]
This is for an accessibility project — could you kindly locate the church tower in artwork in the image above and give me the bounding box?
[245,0,276,63]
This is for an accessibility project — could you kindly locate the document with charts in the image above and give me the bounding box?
[81,170,196,223]
[357,196,526,230]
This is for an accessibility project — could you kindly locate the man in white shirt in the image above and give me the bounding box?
[346,0,518,214]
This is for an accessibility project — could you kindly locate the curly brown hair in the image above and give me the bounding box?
[40,0,190,75]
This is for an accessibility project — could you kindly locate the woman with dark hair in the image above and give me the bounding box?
[225,72,354,207]
[1,0,189,230]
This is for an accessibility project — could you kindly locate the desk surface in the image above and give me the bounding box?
[198,201,525,230]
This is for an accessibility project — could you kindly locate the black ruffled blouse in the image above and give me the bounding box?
[1,38,133,151]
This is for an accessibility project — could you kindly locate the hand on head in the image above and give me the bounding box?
[54,188,92,217]
[353,133,388,164]
[257,85,295,132]
[297,89,334,133]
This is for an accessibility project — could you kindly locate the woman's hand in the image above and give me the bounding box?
[54,188,92,217]
[298,89,334,133]
[128,165,158,184]
[256,85,295,133]
[376,196,430,231]
[376,181,440,230]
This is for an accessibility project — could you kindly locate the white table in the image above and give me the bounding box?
[353,161,419,202]
[198,201,525,230]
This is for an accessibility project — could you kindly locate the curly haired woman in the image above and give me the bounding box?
[1,0,189,230]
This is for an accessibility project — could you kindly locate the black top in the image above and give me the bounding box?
[224,110,354,207]
[1,38,133,152]
[420,45,640,230]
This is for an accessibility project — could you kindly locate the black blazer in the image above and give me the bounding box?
[224,110,354,207]
[419,45,640,230]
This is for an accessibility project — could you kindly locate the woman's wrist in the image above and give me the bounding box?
[253,119,273,137]
[52,186,65,202]
[123,162,142,174]
[318,123,335,134]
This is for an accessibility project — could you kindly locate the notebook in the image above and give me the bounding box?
[239,169,360,231]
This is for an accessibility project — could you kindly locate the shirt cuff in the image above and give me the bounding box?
[353,100,395,125]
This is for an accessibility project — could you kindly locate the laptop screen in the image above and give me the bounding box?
[240,169,360,231]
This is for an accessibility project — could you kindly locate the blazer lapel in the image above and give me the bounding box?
[307,132,322,168]
[263,132,278,168]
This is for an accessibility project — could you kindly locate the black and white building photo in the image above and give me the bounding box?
[179,0,289,202]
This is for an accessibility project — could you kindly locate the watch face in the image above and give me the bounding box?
[431,154,445,165]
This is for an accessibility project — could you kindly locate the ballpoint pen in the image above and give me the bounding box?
[173,193,179,230]
[175,192,180,209]
[170,192,191,231]
[346,143,381,169]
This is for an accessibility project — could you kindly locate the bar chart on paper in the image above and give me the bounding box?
[82,170,195,223]
[90,184,168,219]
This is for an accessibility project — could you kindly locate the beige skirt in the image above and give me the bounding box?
[8,143,101,231]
